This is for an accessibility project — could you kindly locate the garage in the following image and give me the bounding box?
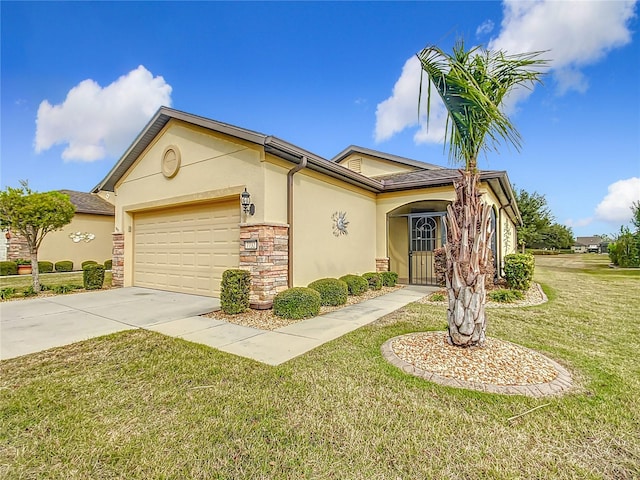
[133,199,240,297]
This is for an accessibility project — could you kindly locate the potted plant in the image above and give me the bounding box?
[16,258,32,275]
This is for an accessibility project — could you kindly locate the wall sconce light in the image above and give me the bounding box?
[241,188,255,215]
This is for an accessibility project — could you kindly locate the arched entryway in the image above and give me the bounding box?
[387,200,449,285]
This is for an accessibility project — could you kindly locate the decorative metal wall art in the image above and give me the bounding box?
[69,232,96,243]
[332,211,349,236]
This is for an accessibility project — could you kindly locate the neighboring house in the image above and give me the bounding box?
[93,107,521,307]
[6,190,114,270]
[572,236,607,254]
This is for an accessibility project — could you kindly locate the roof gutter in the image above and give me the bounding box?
[287,155,307,287]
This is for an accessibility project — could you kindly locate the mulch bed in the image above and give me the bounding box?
[390,331,558,386]
[204,286,403,330]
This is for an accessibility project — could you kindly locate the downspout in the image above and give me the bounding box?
[287,155,307,287]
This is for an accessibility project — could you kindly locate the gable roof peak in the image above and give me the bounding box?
[331,145,444,171]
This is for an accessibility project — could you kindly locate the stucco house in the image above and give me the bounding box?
[93,107,521,308]
[5,190,114,269]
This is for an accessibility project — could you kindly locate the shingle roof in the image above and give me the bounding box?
[59,190,115,216]
[574,236,603,246]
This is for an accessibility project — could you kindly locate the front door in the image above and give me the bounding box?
[409,216,439,285]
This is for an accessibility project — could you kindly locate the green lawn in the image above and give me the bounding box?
[0,271,112,297]
[1,255,638,479]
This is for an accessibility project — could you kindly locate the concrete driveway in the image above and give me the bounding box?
[0,287,220,360]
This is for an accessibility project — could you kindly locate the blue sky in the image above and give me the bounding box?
[2,0,639,238]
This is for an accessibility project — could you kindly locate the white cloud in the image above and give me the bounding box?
[564,217,593,228]
[489,0,637,94]
[374,56,447,144]
[594,177,640,223]
[375,0,637,144]
[476,19,495,36]
[35,65,172,162]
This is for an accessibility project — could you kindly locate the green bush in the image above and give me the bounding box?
[55,261,73,272]
[16,258,31,265]
[51,284,82,294]
[379,271,398,287]
[488,289,525,303]
[220,269,251,314]
[273,287,321,319]
[0,261,18,276]
[503,253,535,291]
[83,264,105,290]
[429,291,446,302]
[38,261,54,273]
[0,287,15,300]
[308,278,348,306]
[362,272,382,290]
[81,260,98,269]
[608,227,640,267]
[339,274,369,296]
[527,249,560,256]
[23,286,37,297]
[104,259,113,270]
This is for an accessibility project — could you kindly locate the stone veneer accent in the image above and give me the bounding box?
[376,257,390,272]
[239,224,289,309]
[111,232,124,288]
[6,231,30,261]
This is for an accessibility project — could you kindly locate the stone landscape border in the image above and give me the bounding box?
[381,334,573,397]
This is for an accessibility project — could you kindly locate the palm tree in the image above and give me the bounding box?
[417,41,546,347]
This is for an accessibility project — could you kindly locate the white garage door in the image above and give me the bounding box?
[133,199,240,297]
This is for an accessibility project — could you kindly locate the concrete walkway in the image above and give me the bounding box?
[148,285,436,365]
[1,285,436,365]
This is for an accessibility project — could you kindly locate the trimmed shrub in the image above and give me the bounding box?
[379,271,398,287]
[362,272,382,290]
[503,253,535,291]
[104,259,112,270]
[220,269,251,314]
[38,261,54,273]
[83,264,105,290]
[339,274,368,296]
[81,260,98,269]
[273,287,321,319]
[0,261,18,276]
[488,288,525,303]
[55,261,73,272]
[308,278,348,306]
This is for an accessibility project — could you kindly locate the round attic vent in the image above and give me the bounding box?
[161,145,181,179]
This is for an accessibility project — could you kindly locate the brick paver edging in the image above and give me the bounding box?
[381,335,573,397]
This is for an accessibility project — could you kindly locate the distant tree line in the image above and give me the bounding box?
[514,188,574,250]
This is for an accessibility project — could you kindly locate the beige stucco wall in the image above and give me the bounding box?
[337,152,418,178]
[109,118,520,291]
[38,213,114,270]
[113,120,271,287]
[292,169,377,286]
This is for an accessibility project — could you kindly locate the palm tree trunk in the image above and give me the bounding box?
[445,170,493,347]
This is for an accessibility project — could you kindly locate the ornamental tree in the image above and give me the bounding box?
[0,181,75,292]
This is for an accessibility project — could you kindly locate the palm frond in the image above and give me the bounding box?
[417,40,548,171]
